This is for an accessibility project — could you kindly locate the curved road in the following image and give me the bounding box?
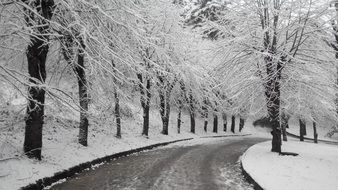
[50,137,266,190]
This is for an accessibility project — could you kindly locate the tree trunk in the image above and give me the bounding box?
[313,121,318,143]
[112,61,121,138]
[189,91,195,133]
[202,104,208,132]
[177,98,183,134]
[162,95,171,135]
[239,117,245,132]
[204,115,208,132]
[159,89,168,135]
[265,61,282,153]
[177,109,181,134]
[281,112,289,141]
[115,90,121,138]
[260,2,282,153]
[137,73,151,137]
[299,119,305,142]
[333,3,338,123]
[158,77,175,135]
[222,113,227,132]
[231,115,235,133]
[190,111,195,133]
[23,0,54,160]
[213,113,218,133]
[143,78,151,137]
[74,38,89,147]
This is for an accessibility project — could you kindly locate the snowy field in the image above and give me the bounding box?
[241,140,338,190]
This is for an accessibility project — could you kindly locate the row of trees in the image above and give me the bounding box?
[203,0,338,152]
[0,0,247,160]
[2,0,337,160]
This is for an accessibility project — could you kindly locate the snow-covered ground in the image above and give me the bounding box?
[241,140,338,190]
[286,117,338,142]
[0,94,249,190]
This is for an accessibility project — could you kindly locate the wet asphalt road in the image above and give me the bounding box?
[49,137,266,190]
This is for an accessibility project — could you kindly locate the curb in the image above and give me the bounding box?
[200,134,251,138]
[241,162,263,190]
[286,131,338,145]
[20,138,193,190]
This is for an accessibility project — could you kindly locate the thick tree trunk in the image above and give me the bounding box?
[158,77,175,135]
[112,61,121,138]
[222,113,227,132]
[313,121,318,143]
[74,38,89,146]
[265,77,282,153]
[260,3,282,153]
[23,0,54,160]
[299,119,306,142]
[231,115,235,133]
[137,74,151,137]
[239,117,245,132]
[333,3,338,123]
[213,112,218,133]
[265,60,282,153]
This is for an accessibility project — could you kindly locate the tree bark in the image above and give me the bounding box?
[158,76,175,135]
[213,113,218,133]
[222,113,227,132]
[239,117,245,132]
[189,90,195,133]
[74,38,89,146]
[281,112,289,141]
[299,119,306,142]
[204,114,208,132]
[177,109,181,134]
[332,3,338,122]
[159,89,167,135]
[177,98,183,134]
[137,73,151,137]
[231,115,235,133]
[202,103,208,132]
[143,78,151,137]
[23,0,54,160]
[190,110,195,134]
[259,0,282,153]
[112,61,121,138]
[313,121,318,143]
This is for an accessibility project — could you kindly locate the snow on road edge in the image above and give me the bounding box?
[241,140,338,190]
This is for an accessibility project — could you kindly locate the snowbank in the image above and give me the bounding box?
[241,140,338,190]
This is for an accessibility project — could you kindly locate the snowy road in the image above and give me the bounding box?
[49,137,266,190]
